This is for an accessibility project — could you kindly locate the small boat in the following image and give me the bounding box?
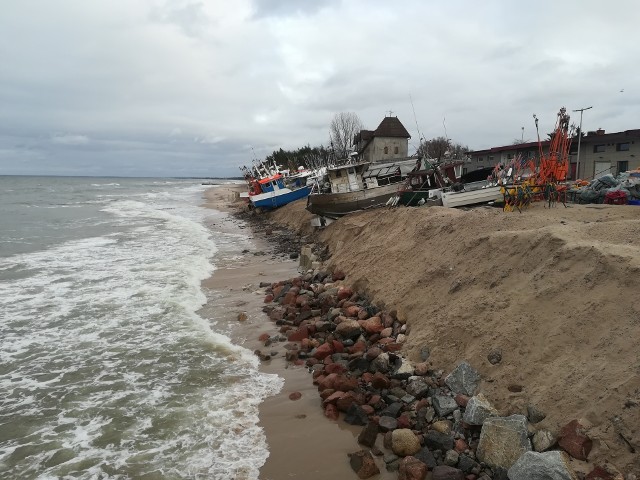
[440,181,502,208]
[306,157,418,219]
[396,158,464,206]
[248,173,312,210]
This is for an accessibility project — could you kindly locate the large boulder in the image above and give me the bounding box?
[507,451,578,480]
[462,393,499,425]
[476,415,532,469]
[391,429,422,456]
[444,361,480,396]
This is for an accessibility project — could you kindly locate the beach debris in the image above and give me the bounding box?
[507,451,578,480]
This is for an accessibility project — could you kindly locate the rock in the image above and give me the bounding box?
[463,393,499,425]
[532,429,556,452]
[431,420,452,435]
[424,430,454,452]
[398,456,428,480]
[444,361,480,396]
[391,429,422,456]
[585,464,625,480]
[288,392,302,401]
[237,312,248,321]
[393,358,415,379]
[558,419,593,461]
[406,376,432,398]
[527,404,546,424]
[348,450,380,479]
[476,415,532,469]
[378,416,398,432]
[414,447,437,469]
[313,342,334,360]
[332,269,346,281]
[433,395,458,417]
[432,465,465,480]
[371,371,391,390]
[358,421,379,448]
[444,449,459,466]
[324,403,339,420]
[335,319,362,339]
[344,404,369,426]
[457,454,478,474]
[487,348,502,365]
[507,451,578,480]
[370,352,391,373]
[359,316,385,334]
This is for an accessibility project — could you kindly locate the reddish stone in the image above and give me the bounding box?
[336,391,362,412]
[585,464,623,480]
[332,269,346,281]
[334,375,358,392]
[288,391,302,401]
[350,341,367,353]
[454,438,468,453]
[295,295,308,307]
[432,465,464,480]
[348,449,380,479]
[325,363,347,375]
[371,372,390,390]
[399,456,428,480]
[368,394,382,406]
[323,356,333,365]
[361,405,375,416]
[320,389,336,401]
[365,346,382,361]
[324,403,339,420]
[558,419,593,461]
[293,359,305,366]
[414,362,430,376]
[318,373,339,390]
[359,316,385,334]
[258,333,270,343]
[415,398,430,411]
[377,337,394,345]
[361,372,374,383]
[344,305,361,318]
[285,350,298,362]
[322,390,345,406]
[313,373,325,385]
[269,307,286,321]
[264,294,274,303]
[358,309,370,320]
[332,340,345,353]
[383,342,403,352]
[272,285,283,298]
[380,327,393,338]
[382,313,395,328]
[455,394,470,408]
[313,342,334,360]
[337,287,353,300]
[300,338,313,351]
[397,414,412,429]
[287,326,309,342]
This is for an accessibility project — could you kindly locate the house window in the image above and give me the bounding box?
[593,144,605,153]
[507,154,513,159]
[617,161,629,174]
[477,156,483,162]
[488,156,494,162]
[394,146,399,154]
[384,146,389,154]
[617,142,630,151]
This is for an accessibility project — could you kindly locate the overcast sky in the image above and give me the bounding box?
[1,0,638,177]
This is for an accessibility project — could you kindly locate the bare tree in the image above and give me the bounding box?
[329,112,363,160]
[417,136,468,161]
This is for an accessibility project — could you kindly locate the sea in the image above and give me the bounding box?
[0,176,283,480]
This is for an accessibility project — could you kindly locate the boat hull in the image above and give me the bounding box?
[306,183,399,218]
[251,185,312,210]
[441,186,501,208]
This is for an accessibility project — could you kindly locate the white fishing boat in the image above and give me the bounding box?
[440,180,501,208]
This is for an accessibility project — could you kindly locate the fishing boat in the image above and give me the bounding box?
[396,158,464,206]
[306,157,418,218]
[248,173,313,210]
[440,180,502,208]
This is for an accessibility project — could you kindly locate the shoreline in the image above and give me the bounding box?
[198,185,393,479]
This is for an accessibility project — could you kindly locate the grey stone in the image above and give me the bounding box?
[487,349,502,365]
[457,454,478,473]
[370,352,391,373]
[462,393,499,425]
[507,451,578,480]
[406,376,432,398]
[381,402,403,418]
[476,415,532,469]
[444,449,459,466]
[414,447,437,469]
[432,465,465,480]
[401,394,416,404]
[335,319,362,339]
[424,430,454,452]
[383,453,399,464]
[532,429,556,452]
[527,404,546,424]
[433,395,458,417]
[444,361,480,396]
[392,358,414,379]
[420,346,431,361]
[378,416,398,432]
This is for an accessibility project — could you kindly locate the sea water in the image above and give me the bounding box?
[0,176,282,479]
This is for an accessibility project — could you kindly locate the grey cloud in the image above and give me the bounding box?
[252,0,340,18]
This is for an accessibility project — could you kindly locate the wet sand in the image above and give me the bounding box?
[199,184,395,479]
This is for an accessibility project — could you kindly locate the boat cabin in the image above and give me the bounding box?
[326,162,369,193]
[257,174,286,193]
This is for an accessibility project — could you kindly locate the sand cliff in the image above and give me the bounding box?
[268,199,640,473]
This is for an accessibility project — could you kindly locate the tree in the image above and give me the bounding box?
[417,136,469,161]
[329,112,363,160]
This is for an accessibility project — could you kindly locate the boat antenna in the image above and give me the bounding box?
[409,94,425,152]
[251,146,259,162]
[442,117,449,143]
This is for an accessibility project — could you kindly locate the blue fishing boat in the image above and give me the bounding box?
[249,173,313,210]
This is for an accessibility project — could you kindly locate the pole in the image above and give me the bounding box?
[572,106,592,180]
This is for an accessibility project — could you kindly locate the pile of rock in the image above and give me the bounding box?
[257,270,630,480]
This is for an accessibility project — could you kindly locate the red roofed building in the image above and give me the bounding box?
[353,116,411,163]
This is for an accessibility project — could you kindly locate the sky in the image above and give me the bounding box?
[1,0,638,177]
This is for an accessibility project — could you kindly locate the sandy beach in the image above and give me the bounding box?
[199,185,396,480]
[198,184,640,478]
